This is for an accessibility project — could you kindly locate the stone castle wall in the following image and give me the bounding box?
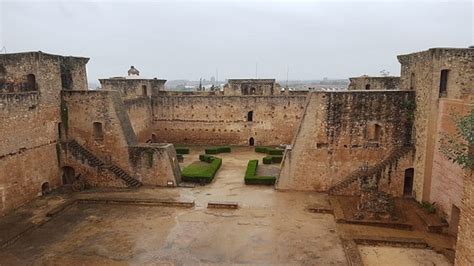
[151,95,307,145]
[278,91,415,195]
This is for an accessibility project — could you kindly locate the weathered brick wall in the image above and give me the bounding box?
[348,76,400,90]
[278,91,414,194]
[0,52,88,216]
[124,97,153,142]
[398,48,473,201]
[430,99,469,224]
[151,95,307,145]
[455,171,473,266]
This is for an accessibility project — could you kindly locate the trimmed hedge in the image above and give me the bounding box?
[245,160,259,178]
[245,175,276,185]
[263,155,283,164]
[205,146,231,154]
[244,159,276,185]
[254,146,284,156]
[182,156,222,184]
[175,147,190,155]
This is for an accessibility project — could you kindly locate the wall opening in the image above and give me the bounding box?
[142,85,148,96]
[41,182,50,196]
[93,122,104,140]
[449,205,461,236]
[26,74,36,91]
[365,84,371,90]
[247,111,253,122]
[410,72,415,90]
[439,69,449,97]
[249,137,255,146]
[62,166,76,185]
[60,66,73,90]
[403,168,414,197]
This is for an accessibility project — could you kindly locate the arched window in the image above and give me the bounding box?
[247,111,253,122]
[26,74,36,91]
[249,137,255,146]
[93,122,104,140]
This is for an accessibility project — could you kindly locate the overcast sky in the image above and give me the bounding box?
[1,0,472,82]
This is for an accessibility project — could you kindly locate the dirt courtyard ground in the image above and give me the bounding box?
[0,146,454,265]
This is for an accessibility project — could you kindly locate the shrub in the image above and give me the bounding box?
[244,175,276,185]
[267,148,284,155]
[244,159,276,185]
[245,160,259,178]
[175,147,190,155]
[263,156,273,164]
[255,146,268,153]
[182,156,222,184]
[263,155,283,164]
[421,201,437,214]
[205,146,231,154]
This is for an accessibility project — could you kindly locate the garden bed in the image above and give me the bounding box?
[244,160,276,185]
[181,155,222,184]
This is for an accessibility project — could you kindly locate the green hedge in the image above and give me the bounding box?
[245,160,259,178]
[244,175,276,185]
[182,156,222,184]
[255,146,284,156]
[175,147,190,154]
[205,146,231,154]
[244,159,276,185]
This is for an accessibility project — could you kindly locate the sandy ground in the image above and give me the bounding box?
[0,146,347,265]
[0,146,455,265]
[358,246,451,266]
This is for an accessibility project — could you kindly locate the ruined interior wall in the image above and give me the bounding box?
[151,95,307,145]
[278,91,414,194]
[430,99,469,222]
[0,53,64,216]
[398,48,473,202]
[348,77,400,90]
[455,170,473,266]
[124,97,152,142]
[62,90,135,186]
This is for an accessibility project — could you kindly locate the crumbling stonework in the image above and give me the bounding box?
[348,76,400,90]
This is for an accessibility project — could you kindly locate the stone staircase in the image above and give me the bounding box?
[328,145,413,195]
[66,140,141,188]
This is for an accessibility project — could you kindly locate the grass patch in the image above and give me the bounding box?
[205,146,231,154]
[182,156,222,184]
[175,147,190,155]
[244,159,276,185]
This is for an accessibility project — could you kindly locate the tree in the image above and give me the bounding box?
[439,105,474,170]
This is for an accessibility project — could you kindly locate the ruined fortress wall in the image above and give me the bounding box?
[398,48,473,202]
[455,171,473,266]
[348,76,400,90]
[150,95,307,145]
[430,99,468,224]
[124,97,152,142]
[0,53,65,216]
[62,90,137,186]
[278,91,414,194]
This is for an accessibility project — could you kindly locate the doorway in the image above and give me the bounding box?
[249,137,255,146]
[403,168,414,197]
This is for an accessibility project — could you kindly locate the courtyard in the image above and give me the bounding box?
[0,147,454,265]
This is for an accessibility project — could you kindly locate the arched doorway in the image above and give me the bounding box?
[249,137,255,146]
[62,166,76,185]
[403,168,414,197]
